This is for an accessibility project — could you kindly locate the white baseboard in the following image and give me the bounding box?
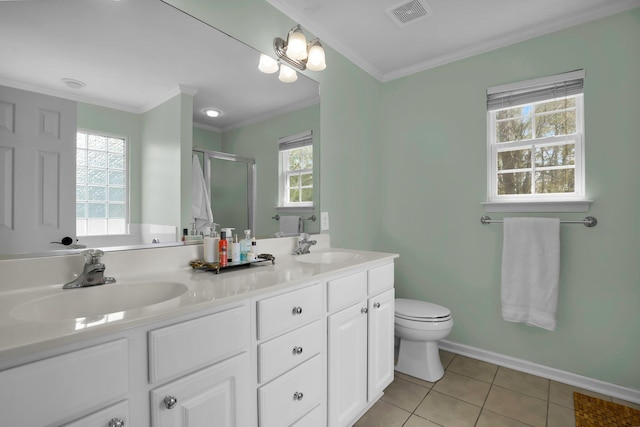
[439,339,640,404]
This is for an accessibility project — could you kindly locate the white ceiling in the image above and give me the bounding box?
[0,0,320,132]
[266,0,640,82]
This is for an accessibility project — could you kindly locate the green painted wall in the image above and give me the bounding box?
[141,92,193,232]
[377,9,640,390]
[166,0,640,390]
[77,103,143,223]
[193,126,222,152]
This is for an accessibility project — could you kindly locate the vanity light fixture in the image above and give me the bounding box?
[273,25,327,72]
[258,24,327,83]
[204,109,221,118]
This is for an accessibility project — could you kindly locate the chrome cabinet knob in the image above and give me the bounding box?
[293,391,304,401]
[374,302,381,308]
[292,306,303,315]
[108,418,125,427]
[293,346,303,355]
[164,395,178,409]
[361,307,368,314]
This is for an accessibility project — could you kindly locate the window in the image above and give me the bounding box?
[76,130,128,236]
[487,70,585,205]
[278,130,313,207]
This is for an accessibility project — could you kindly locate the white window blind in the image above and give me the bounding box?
[487,70,584,111]
[278,130,313,151]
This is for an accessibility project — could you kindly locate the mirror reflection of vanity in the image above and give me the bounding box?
[0,0,320,258]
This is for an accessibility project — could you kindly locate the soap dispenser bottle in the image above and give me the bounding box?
[204,224,219,263]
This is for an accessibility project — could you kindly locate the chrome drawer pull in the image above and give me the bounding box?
[374,302,381,308]
[108,419,125,427]
[164,395,178,409]
[293,391,304,401]
[361,307,368,314]
[292,306,303,315]
[293,346,303,355]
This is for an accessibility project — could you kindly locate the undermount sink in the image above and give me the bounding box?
[295,251,362,265]
[11,281,188,321]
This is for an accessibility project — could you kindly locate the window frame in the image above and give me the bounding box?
[76,129,130,237]
[278,130,314,208]
[485,71,588,210]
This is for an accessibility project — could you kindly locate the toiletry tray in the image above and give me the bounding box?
[190,253,275,274]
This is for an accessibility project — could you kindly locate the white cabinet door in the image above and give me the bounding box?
[327,302,368,427]
[150,352,253,427]
[368,289,395,401]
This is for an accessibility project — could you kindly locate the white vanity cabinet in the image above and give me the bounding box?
[327,263,395,427]
[148,301,253,427]
[255,282,326,427]
[0,339,129,427]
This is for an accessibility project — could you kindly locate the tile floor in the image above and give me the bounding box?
[354,351,640,427]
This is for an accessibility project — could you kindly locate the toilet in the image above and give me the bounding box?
[394,298,453,382]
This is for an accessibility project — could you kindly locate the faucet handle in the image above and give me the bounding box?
[299,233,310,241]
[82,249,104,264]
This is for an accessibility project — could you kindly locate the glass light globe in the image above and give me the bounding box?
[306,40,326,71]
[278,64,298,83]
[286,27,308,60]
[258,54,279,74]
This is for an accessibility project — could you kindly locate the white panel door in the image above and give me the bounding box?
[328,302,367,427]
[368,289,395,401]
[0,85,76,254]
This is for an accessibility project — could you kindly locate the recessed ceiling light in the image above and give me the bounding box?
[204,109,221,118]
[61,78,86,89]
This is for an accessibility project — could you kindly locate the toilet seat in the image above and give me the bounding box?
[395,298,451,322]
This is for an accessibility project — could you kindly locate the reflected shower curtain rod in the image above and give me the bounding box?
[480,216,597,228]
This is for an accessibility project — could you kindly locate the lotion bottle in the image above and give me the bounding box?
[232,235,240,263]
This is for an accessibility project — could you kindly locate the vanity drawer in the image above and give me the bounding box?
[149,302,249,383]
[64,400,129,427]
[368,262,394,296]
[0,339,128,427]
[327,271,367,312]
[291,404,324,427]
[257,283,322,340]
[258,320,322,384]
[258,355,323,427]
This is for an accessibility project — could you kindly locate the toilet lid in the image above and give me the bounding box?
[395,298,451,321]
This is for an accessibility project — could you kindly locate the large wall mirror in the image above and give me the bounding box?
[0,0,320,258]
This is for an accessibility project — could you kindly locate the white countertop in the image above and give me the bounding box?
[0,237,398,363]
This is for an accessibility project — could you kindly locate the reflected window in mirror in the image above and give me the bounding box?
[76,131,129,236]
[278,130,313,207]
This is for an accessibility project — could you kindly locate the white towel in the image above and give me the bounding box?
[501,217,560,331]
[279,216,301,236]
[191,155,213,232]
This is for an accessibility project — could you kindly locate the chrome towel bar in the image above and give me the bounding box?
[272,214,317,222]
[480,216,597,228]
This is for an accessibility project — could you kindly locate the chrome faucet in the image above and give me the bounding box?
[294,233,317,255]
[63,249,116,289]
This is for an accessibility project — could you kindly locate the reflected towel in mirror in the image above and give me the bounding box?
[279,216,301,237]
[191,155,213,231]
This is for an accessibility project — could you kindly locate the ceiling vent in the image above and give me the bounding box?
[385,0,432,27]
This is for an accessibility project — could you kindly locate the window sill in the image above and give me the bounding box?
[482,200,592,213]
[276,205,315,214]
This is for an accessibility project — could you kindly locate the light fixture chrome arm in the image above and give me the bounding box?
[274,37,307,71]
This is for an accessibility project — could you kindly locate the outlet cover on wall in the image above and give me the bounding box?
[321,212,330,231]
